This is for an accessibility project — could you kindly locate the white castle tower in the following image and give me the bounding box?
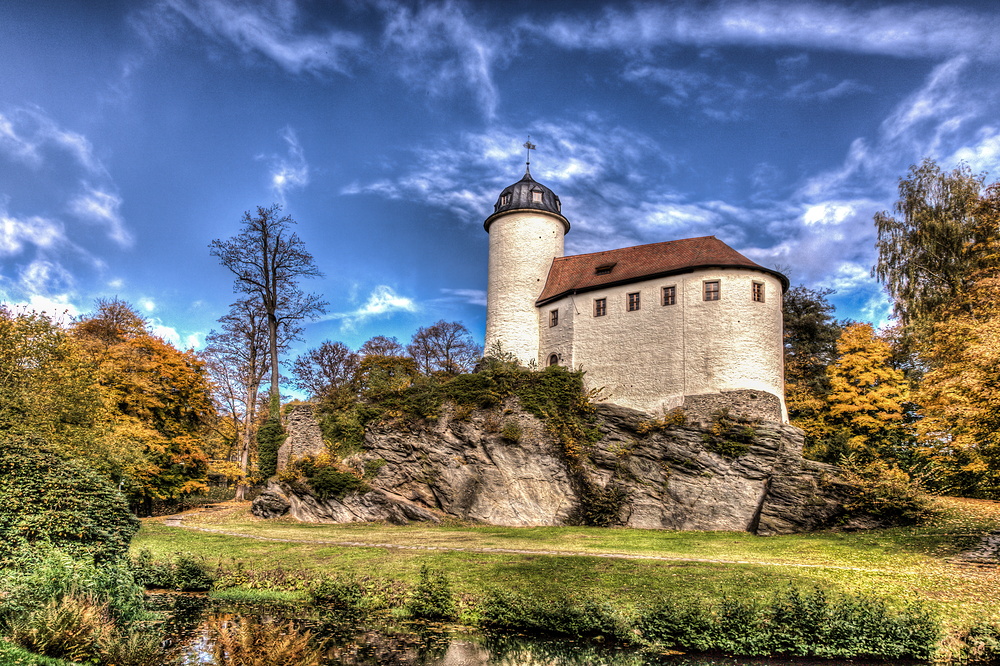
[483,164,569,366]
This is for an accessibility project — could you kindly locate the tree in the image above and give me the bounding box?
[873,159,987,329]
[358,335,404,357]
[291,340,359,401]
[72,299,216,515]
[203,297,283,500]
[782,286,845,460]
[825,323,912,461]
[407,320,482,374]
[210,204,327,418]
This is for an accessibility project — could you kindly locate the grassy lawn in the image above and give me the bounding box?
[133,496,1000,629]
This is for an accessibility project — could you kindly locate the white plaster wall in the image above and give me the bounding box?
[485,211,565,366]
[538,268,786,420]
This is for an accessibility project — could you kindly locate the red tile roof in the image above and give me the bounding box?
[536,236,787,305]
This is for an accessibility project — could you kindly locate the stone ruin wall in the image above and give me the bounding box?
[276,404,325,471]
[682,389,785,429]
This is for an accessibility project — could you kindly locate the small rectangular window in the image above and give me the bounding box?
[704,280,720,301]
[594,298,607,317]
[549,309,559,327]
[500,193,511,206]
[662,285,677,306]
[752,281,765,303]
[627,292,641,311]
[531,190,543,203]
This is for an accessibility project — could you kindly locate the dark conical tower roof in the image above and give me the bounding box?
[484,169,569,232]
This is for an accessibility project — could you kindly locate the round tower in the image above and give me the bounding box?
[484,170,569,366]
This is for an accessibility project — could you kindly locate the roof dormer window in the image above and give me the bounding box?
[500,193,511,206]
[531,190,543,203]
[595,263,616,276]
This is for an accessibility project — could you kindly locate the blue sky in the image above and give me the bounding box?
[3,0,1000,362]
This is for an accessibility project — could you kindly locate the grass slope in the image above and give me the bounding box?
[133,497,1000,629]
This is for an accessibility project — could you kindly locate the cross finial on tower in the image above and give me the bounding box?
[523,137,536,174]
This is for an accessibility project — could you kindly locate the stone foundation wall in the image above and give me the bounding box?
[682,389,784,427]
[276,404,325,471]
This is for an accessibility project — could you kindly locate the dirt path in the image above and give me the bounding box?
[164,516,900,574]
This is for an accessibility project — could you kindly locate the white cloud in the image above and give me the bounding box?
[949,127,1000,176]
[0,211,66,256]
[68,187,133,247]
[0,108,104,176]
[320,284,418,330]
[155,0,363,75]
[536,3,1000,59]
[140,298,156,312]
[268,126,309,203]
[380,0,503,118]
[440,288,487,306]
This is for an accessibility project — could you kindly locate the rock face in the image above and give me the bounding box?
[253,402,854,535]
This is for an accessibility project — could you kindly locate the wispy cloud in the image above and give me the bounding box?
[267,126,310,204]
[320,284,417,330]
[152,0,364,75]
[379,0,503,118]
[0,209,66,257]
[69,187,132,247]
[439,288,486,306]
[536,2,1000,59]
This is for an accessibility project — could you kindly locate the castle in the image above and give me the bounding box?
[484,167,789,423]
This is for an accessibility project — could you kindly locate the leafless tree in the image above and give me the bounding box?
[407,320,482,374]
[291,340,359,400]
[210,204,327,418]
[358,335,405,358]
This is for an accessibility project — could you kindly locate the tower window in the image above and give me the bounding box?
[500,193,511,206]
[704,280,720,301]
[531,190,543,203]
[627,292,641,311]
[752,281,765,302]
[594,298,607,317]
[548,353,559,367]
[662,285,677,306]
[549,309,559,327]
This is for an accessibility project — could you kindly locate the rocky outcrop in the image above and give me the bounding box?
[253,402,855,535]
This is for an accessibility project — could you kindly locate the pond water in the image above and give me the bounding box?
[150,595,901,666]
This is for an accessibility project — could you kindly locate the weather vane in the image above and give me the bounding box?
[523,137,536,173]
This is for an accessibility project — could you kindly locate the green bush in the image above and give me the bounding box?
[171,552,215,592]
[0,549,148,628]
[406,566,455,621]
[128,548,173,588]
[842,458,935,526]
[701,409,756,458]
[577,483,629,527]
[308,577,365,610]
[256,418,286,479]
[0,438,139,565]
[634,587,939,660]
[478,589,623,639]
[308,467,366,500]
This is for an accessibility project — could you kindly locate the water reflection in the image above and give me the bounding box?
[148,595,898,666]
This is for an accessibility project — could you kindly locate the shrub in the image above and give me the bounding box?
[842,458,935,526]
[634,588,939,660]
[171,552,215,592]
[576,482,629,527]
[478,589,623,639]
[6,594,109,664]
[499,421,522,443]
[256,418,286,479]
[308,577,365,610]
[0,549,148,628]
[406,566,455,621]
[128,548,173,588]
[308,467,366,500]
[0,438,139,565]
[701,409,757,458]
